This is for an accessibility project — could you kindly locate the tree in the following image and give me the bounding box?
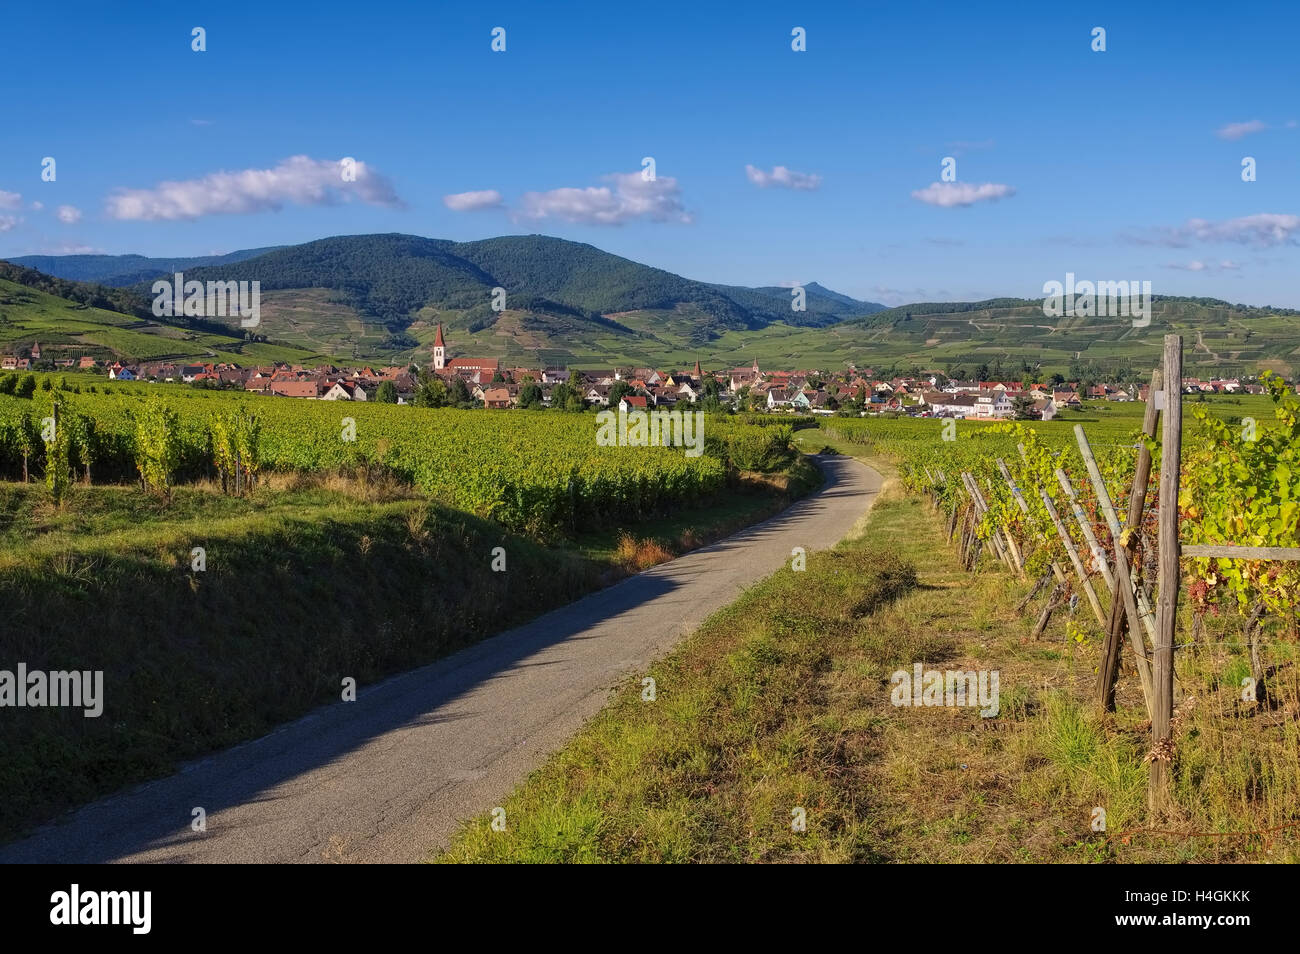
[448,376,473,408]
[548,379,586,411]
[415,372,447,408]
[1012,393,1036,420]
[548,380,574,410]
[699,391,723,413]
[608,380,633,406]
[375,380,398,404]
[517,382,543,409]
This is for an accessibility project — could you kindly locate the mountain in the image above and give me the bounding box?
[157,233,883,330]
[706,280,881,323]
[7,234,1298,376]
[9,248,283,287]
[14,233,882,328]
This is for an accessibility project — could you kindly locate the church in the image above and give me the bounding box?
[431,323,499,376]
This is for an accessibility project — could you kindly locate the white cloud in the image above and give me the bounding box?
[1164,259,1242,272]
[56,205,82,224]
[30,201,43,211]
[744,164,822,190]
[1216,120,1268,140]
[1142,213,1300,248]
[0,190,22,210]
[443,190,504,212]
[32,242,104,255]
[105,155,405,221]
[911,182,1015,207]
[515,171,692,225]
[0,215,21,232]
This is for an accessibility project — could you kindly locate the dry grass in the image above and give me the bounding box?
[613,532,677,571]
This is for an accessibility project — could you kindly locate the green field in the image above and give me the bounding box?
[0,372,818,842]
[0,278,328,367]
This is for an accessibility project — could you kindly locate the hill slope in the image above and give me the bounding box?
[0,263,327,366]
[7,236,1299,376]
[9,248,282,287]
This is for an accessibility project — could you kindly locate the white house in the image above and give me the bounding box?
[321,381,367,401]
[767,388,793,410]
[973,392,1014,418]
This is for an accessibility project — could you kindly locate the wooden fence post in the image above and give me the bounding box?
[983,476,1026,577]
[1150,336,1182,814]
[1040,488,1108,626]
[1083,373,1161,713]
[962,472,1012,570]
[1055,467,1116,594]
[998,457,1066,584]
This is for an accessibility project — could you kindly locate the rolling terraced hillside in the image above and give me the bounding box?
[6,235,1299,376]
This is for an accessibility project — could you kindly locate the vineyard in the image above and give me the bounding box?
[0,375,800,538]
[824,336,1300,821]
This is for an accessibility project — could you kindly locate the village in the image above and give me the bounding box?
[1,323,1284,419]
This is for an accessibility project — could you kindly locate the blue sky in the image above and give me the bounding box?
[2,0,1298,306]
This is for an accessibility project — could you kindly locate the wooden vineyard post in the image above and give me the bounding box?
[1086,372,1161,713]
[1040,488,1108,626]
[986,476,1027,578]
[1150,335,1182,814]
[1055,468,1116,594]
[961,470,1008,566]
[962,472,1013,571]
[998,457,1065,584]
[1075,423,1155,718]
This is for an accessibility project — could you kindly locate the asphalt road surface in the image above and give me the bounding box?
[1,454,883,863]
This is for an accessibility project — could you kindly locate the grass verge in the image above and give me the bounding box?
[437,453,1300,863]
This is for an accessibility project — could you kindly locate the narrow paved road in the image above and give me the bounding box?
[2,455,883,864]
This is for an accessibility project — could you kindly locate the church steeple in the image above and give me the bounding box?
[433,323,446,370]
